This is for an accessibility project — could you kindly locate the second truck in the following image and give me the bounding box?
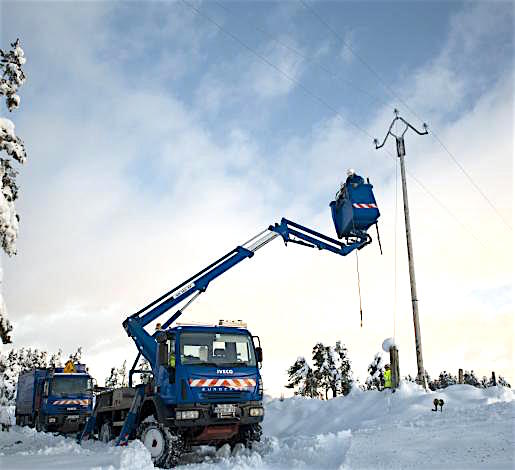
[15,362,94,434]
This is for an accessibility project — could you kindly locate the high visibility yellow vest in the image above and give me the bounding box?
[169,354,176,368]
[384,369,392,388]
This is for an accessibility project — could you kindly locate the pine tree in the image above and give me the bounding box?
[463,370,480,387]
[0,38,28,344]
[138,358,152,384]
[334,341,353,396]
[69,347,83,363]
[285,356,319,398]
[430,370,458,390]
[105,360,128,388]
[365,353,384,390]
[49,349,63,368]
[497,376,511,388]
[312,343,336,399]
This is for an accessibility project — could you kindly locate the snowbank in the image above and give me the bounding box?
[0,383,513,469]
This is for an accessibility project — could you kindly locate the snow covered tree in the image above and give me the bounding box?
[312,343,337,399]
[0,39,28,344]
[105,360,128,388]
[429,370,458,390]
[286,356,319,398]
[497,376,511,388]
[0,347,47,405]
[69,346,83,363]
[48,349,63,368]
[463,370,480,387]
[137,357,152,384]
[365,353,385,390]
[334,341,353,396]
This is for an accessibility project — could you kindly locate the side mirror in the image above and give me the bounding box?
[158,342,169,366]
[255,346,263,363]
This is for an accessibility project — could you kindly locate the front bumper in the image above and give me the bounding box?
[172,401,264,428]
[44,413,90,433]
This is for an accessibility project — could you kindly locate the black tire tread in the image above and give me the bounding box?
[136,421,184,468]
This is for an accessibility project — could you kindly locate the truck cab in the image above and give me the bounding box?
[90,322,263,467]
[155,322,264,434]
[15,365,94,433]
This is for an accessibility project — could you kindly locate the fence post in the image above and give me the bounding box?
[491,371,496,386]
[458,368,463,384]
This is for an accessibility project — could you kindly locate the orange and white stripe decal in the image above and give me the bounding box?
[189,378,256,389]
[352,203,377,209]
[53,399,90,405]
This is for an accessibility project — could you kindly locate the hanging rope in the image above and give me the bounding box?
[355,250,363,328]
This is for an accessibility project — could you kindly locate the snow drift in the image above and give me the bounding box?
[0,382,513,469]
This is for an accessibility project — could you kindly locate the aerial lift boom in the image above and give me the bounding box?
[123,217,372,368]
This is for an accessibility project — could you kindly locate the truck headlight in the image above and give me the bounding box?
[249,407,264,417]
[48,417,56,423]
[176,410,199,420]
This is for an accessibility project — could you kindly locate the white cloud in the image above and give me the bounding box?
[339,30,355,65]
[248,37,306,98]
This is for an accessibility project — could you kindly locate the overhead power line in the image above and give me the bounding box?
[181,0,374,140]
[299,0,512,232]
[181,0,495,253]
[213,0,390,109]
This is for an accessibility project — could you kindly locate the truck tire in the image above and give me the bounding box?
[137,422,184,468]
[239,423,262,448]
[99,422,114,443]
[35,415,45,433]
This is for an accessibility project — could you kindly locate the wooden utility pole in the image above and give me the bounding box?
[375,111,428,388]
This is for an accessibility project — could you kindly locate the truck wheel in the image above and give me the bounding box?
[239,424,262,448]
[99,422,114,443]
[137,422,184,468]
[35,415,45,433]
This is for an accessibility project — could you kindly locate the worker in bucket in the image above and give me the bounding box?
[384,364,392,391]
[346,168,364,187]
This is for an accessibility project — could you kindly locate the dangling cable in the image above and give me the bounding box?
[375,222,383,255]
[355,250,363,328]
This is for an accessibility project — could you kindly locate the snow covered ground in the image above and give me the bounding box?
[0,383,513,469]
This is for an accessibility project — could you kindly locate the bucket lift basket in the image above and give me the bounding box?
[330,173,380,239]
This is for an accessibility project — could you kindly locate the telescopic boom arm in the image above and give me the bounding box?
[123,218,371,364]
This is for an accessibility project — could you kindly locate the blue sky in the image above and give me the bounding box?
[0,1,512,394]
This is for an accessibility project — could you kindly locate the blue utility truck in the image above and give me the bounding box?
[15,364,94,433]
[79,175,380,467]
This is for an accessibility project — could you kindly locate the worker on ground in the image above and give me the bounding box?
[63,358,75,373]
[384,364,392,391]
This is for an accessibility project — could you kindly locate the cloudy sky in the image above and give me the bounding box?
[0,1,512,396]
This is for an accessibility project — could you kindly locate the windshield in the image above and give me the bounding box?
[180,332,256,367]
[50,376,90,396]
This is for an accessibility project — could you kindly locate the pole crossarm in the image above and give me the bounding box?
[374,110,428,150]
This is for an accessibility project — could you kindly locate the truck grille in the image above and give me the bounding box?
[201,391,244,400]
